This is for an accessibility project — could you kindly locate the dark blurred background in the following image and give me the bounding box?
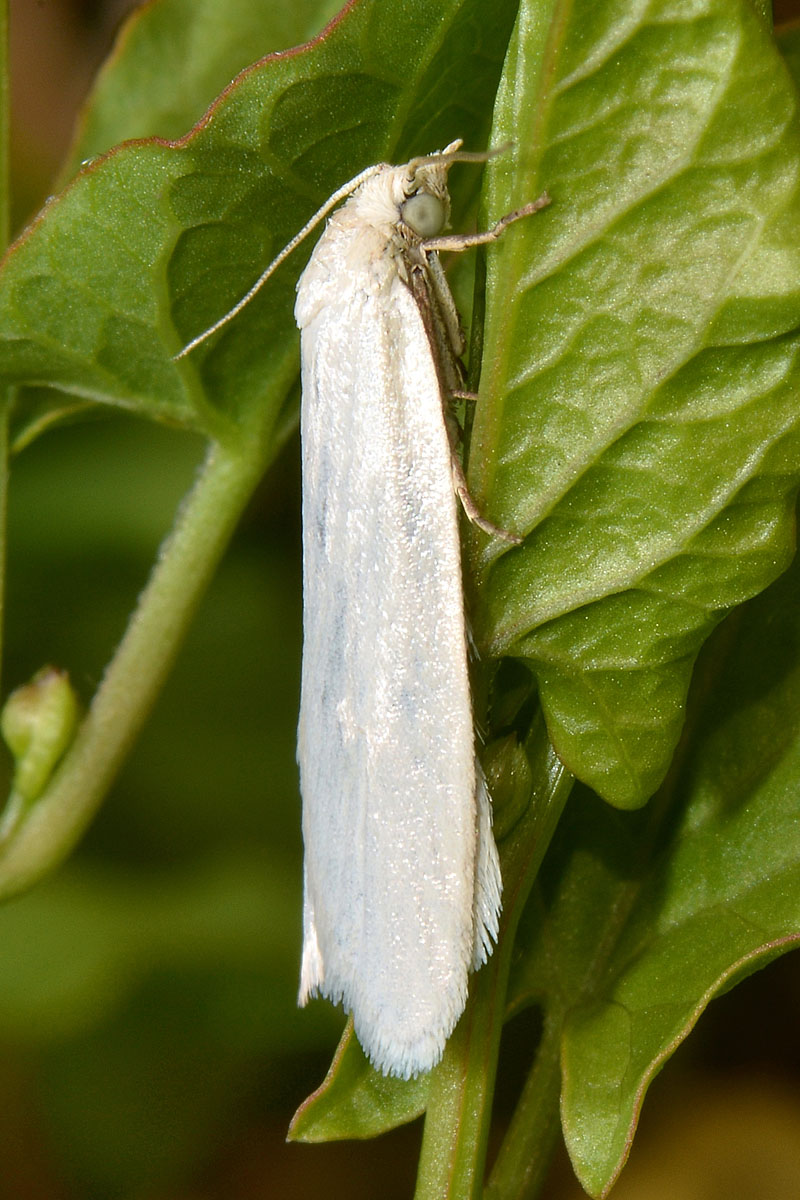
[5,2,800,1198]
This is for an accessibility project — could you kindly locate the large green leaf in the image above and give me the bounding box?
[15,0,341,449]
[468,0,800,808]
[0,0,520,439]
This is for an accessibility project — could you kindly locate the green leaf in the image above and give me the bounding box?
[0,0,520,441]
[468,0,800,808]
[67,0,343,167]
[0,144,217,431]
[289,1021,428,1141]
[20,0,343,449]
[501,544,800,1197]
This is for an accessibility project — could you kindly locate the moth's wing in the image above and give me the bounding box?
[296,255,500,1079]
[473,763,502,968]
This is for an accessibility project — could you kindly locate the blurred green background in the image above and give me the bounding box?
[6,2,800,1198]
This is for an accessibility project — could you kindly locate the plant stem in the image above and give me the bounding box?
[484,1010,563,1200]
[0,433,271,897]
[0,0,11,683]
[414,732,572,1199]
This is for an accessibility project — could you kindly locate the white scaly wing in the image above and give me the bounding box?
[296,227,500,1079]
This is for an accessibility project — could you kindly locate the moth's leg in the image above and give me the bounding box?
[441,397,465,455]
[447,389,476,440]
[419,191,550,356]
[421,193,551,257]
[409,260,465,398]
[408,262,522,545]
[424,252,465,360]
[444,390,477,452]
[449,448,522,544]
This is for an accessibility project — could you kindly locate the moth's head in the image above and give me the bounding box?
[398,139,462,238]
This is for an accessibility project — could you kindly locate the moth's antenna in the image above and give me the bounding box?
[175,161,387,359]
[406,140,513,174]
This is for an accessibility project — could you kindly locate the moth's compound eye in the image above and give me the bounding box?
[401,192,445,237]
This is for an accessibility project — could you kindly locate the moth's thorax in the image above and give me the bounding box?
[296,161,453,323]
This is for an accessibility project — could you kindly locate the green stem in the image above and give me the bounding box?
[484,1010,563,1200]
[0,433,270,897]
[414,730,572,1199]
[0,0,11,682]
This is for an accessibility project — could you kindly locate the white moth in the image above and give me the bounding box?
[178,143,547,1078]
